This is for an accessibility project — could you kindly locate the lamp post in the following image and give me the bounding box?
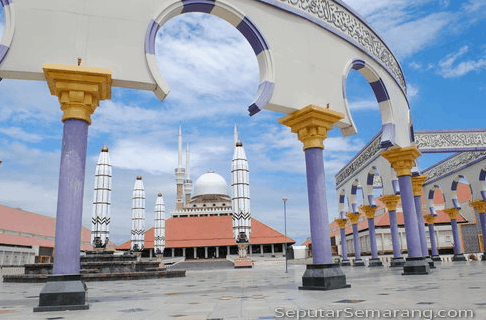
[283,197,288,273]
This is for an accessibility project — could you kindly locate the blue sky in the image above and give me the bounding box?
[0,1,486,246]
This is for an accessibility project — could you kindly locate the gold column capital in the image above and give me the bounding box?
[334,218,347,229]
[361,205,377,219]
[378,194,401,212]
[424,214,436,225]
[470,200,486,213]
[380,146,421,177]
[411,175,428,196]
[443,207,460,220]
[279,105,344,150]
[43,63,112,125]
[346,212,361,225]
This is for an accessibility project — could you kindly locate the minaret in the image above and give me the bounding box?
[184,143,193,205]
[91,145,112,248]
[131,176,145,251]
[154,193,166,256]
[175,126,185,210]
[231,129,251,244]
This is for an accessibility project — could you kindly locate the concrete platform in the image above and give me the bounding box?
[1,261,485,319]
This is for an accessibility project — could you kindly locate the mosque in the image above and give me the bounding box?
[116,127,295,258]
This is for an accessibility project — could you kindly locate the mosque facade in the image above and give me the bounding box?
[116,127,295,258]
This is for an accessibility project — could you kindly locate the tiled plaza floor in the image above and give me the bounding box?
[1,260,485,319]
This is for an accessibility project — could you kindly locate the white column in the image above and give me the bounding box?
[216,247,219,258]
[205,247,208,259]
[183,248,186,258]
[91,146,112,248]
[154,193,166,255]
[171,248,175,258]
[271,244,275,255]
[193,248,196,259]
[131,176,145,251]
[227,246,230,255]
[260,244,264,256]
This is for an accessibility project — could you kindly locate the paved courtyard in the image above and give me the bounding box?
[1,260,485,319]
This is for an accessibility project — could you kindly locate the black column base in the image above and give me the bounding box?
[367,258,383,267]
[453,254,467,261]
[34,274,88,312]
[425,256,436,269]
[340,259,351,266]
[431,255,442,262]
[299,263,351,291]
[402,257,430,275]
[353,259,365,266]
[390,257,405,267]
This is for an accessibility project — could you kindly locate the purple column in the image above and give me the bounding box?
[304,148,332,264]
[428,224,439,256]
[414,196,429,256]
[53,119,89,275]
[397,176,422,258]
[340,228,348,260]
[368,218,378,259]
[480,213,486,252]
[389,210,402,258]
[352,224,361,260]
[450,219,462,254]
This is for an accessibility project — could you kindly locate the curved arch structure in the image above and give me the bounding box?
[0,0,15,66]
[0,0,411,147]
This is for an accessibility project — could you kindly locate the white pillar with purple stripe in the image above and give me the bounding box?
[131,176,146,252]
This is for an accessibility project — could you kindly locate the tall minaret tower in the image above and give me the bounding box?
[131,176,145,251]
[154,193,166,255]
[231,126,251,243]
[91,145,112,248]
[184,144,193,205]
[175,126,185,211]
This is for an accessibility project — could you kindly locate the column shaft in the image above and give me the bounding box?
[340,228,348,260]
[305,147,332,264]
[451,219,462,254]
[368,219,378,259]
[397,176,422,258]
[352,224,361,260]
[414,196,429,256]
[428,224,439,256]
[389,210,401,258]
[480,213,486,252]
[53,119,89,275]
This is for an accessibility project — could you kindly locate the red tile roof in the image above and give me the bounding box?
[116,215,295,250]
[0,204,115,251]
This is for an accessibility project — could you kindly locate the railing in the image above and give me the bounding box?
[0,265,25,275]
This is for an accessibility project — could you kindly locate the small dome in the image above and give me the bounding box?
[193,172,229,197]
[101,145,109,152]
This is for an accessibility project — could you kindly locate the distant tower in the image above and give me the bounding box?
[231,127,251,243]
[91,145,112,248]
[131,176,145,251]
[154,193,166,255]
[184,144,193,205]
[175,126,185,211]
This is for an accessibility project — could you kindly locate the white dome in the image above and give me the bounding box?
[193,172,229,197]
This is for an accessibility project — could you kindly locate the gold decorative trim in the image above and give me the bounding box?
[470,200,486,214]
[334,218,347,229]
[411,175,428,197]
[381,146,421,177]
[424,214,436,225]
[346,212,360,225]
[43,63,112,125]
[361,205,377,219]
[378,194,400,212]
[279,105,344,151]
[443,207,460,220]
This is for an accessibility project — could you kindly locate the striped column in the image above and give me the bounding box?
[424,214,441,261]
[334,218,350,266]
[131,176,145,252]
[361,205,383,267]
[91,146,112,249]
[411,175,434,268]
[154,193,166,256]
[347,212,365,266]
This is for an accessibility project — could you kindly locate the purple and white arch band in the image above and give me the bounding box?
[145,0,274,116]
[0,0,13,70]
[348,59,397,148]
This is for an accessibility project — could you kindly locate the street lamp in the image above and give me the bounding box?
[283,197,288,273]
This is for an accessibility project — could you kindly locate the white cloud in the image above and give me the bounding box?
[0,127,44,143]
[348,100,378,111]
[437,46,486,78]
[407,83,419,98]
